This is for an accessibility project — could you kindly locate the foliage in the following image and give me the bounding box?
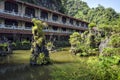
[0,43,8,51]
[98,24,112,37]
[109,33,120,48]
[22,40,31,50]
[11,41,31,50]
[37,53,50,65]
[46,42,54,51]
[30,18,50,65]
[21,0,63,12]
[69,32,81,54]
[88,23,96,29]
[61,0,119,26]
[97,55,120,80]
[32,18,47,47]
[102,48,115,56]
[69,29,100,56]
[54,41,70,47]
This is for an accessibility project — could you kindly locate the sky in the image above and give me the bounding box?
[82,0,120,13]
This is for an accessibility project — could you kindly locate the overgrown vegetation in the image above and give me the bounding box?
[61,0,120,26]
[30,19,50,65]
[69,21,120,79]
[11,40,31,50]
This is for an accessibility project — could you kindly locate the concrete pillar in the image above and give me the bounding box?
[48,13,52,22]
[66,18,69,25]
[22,22,25,29]
[18,21,25,29]
[58,15,62,23]
[79,22,82,27]
[38,9,41,19]
[73,20,76,26]
[20,4,26,17]
[35,8,40,18]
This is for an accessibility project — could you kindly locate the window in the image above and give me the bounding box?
[25,7,35,17]
[81,22,84,27]
[62,28,66,31]
[5,19,18,26]
[5,1,18,12]
[76,21,79,26]
[25,22,33,28]
[52,26,58,31]
[62,17,66,24]
[52,14,58,21]
[70,19,73,25]
[41,11,48,20]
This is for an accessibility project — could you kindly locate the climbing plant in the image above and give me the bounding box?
[30,18,50,65]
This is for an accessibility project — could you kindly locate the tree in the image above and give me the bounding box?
[69,32,81,54]
[88,23,96,29]
[30,19,50,65]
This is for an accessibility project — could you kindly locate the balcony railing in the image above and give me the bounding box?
[0,9,88,28]
[0,24,72,34]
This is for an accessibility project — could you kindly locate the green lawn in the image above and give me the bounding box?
[0,48,119,80]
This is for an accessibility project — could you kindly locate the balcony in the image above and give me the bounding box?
[43,29,72,34]
[0,9,88,29]
[0,24,72,34]
[0,24,24,30]
[0,9,20,16]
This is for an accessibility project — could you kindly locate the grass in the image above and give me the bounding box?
[0,47,120,80]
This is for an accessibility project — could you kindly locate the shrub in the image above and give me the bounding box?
[11,42,16,50]
[37,53,50,65]
[22,40,31,50]
[46,42,54,51]
[102,48,115,56]
[16,41,22,49]
[11,41,31,50]
[88,48,98,56]
[97,55,120,79]
[109,33,120,48]
[54,41,70,47]
[88,23,96,29]
[80,52,88,57]
[0,43,8,51]
[69,32,81,54]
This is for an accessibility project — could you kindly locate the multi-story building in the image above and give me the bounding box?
[0,0,89,42]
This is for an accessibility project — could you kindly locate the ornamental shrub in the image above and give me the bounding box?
[22,40,31,50]
[0,43,8,51]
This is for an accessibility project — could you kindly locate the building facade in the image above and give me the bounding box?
[0,0,89,42]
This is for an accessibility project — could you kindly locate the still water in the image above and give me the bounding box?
[0,51,51,80]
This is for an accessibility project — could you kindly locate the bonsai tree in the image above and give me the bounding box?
[30,18,50,65]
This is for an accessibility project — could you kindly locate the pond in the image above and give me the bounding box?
[0,50,52,80]
[0,49,91,80]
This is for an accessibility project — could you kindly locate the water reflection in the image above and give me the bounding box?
[0,64,51,80]
[0,54,51,80]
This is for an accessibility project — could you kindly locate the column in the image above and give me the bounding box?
[48,13,52,22]
[21,4,25,17]
[58,15,62,23]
